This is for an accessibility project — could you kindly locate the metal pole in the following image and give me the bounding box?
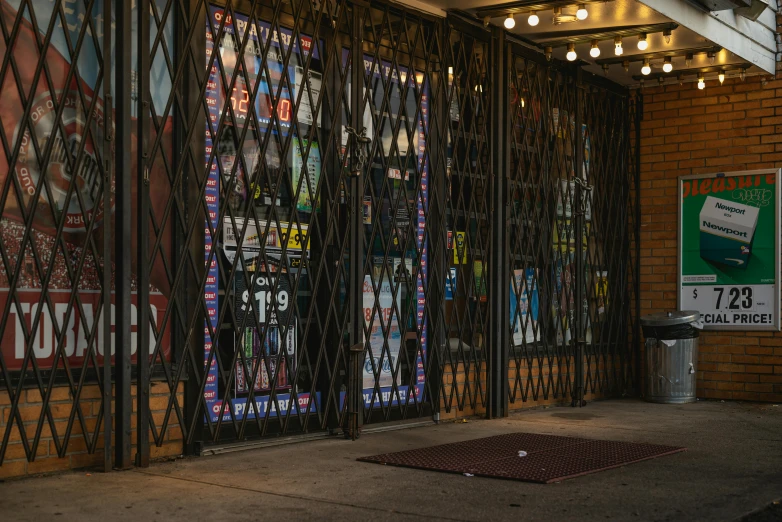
[102,0,113,473]
[115,0,133,468]
[572,68,585,408]
[634,91,643,395]
[348,1,365,436]
[489,27,509,418]
[182,0,207,456]
[136,0,151,468]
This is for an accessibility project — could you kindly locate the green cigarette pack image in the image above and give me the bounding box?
[698,196,758,269]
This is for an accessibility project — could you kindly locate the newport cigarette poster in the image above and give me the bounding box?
[678,169,780,330]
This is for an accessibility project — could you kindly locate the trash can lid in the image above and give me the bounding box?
[640,310,700,327]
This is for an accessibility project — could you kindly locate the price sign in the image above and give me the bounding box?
[678,169,781,330]
[281,223,310,252]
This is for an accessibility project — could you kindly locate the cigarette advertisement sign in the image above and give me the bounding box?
[678,169,780,330]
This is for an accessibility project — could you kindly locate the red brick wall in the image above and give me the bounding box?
[0,383,184,480]
[639,74,782,403]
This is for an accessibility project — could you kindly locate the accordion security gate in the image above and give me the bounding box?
[503,42,640,412]
[0,0,638,472]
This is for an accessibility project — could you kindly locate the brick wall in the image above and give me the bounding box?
[0,383,184,480]
[440,357,617,421]
[639,74,782,403]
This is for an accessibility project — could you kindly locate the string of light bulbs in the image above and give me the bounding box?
[636,50,717,76]
[503,4,588,29]
[562,29,673,62]
[638,69,749,91]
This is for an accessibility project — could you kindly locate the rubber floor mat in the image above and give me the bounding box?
[358,432,685,483]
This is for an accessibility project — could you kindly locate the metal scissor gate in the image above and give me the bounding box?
[0,0,639,471]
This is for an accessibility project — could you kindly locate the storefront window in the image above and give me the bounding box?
[204,5,323,422]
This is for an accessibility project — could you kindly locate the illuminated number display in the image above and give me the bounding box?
[227,83,294,124]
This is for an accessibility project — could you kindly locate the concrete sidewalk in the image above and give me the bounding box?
[1,399,781,522]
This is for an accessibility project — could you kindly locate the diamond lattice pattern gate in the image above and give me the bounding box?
[0,0,638,472]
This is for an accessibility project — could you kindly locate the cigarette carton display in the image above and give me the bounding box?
[698,196,759,269]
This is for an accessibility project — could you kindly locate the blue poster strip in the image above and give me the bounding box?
[208,392,320,422]
[208,6,319,60]
[340,385,425,410]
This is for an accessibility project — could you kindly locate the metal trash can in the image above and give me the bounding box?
[641,311,701,404]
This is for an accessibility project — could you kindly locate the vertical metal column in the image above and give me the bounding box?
[489,27,509,418]
[348,1,366,435]
[634,91,643,394]
[182,0,207,456]
[102,0,114,473]
[114,0,134,469]
[572,68,585,408]
[136,0,151,468]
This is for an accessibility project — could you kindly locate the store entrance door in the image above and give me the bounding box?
[193,1,442,444]
[198,1,353,442]
[342,4,440,429]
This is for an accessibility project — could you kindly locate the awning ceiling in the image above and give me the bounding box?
[406,0,776,87]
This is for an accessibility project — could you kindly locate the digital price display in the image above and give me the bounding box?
[228,84,293,124]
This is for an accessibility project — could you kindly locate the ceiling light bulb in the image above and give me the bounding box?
[663,57,673,73]
[718,71,725,84]
[576,4,588,20]
[637,34,648,51]
[545,46,552,61]
[708,52,715,65]
[623,60,629,73]
[566,43,577,62]
[528,12,539,26]
[740,69,746,81]
[641,59,651,76]
[697,76,705,90]
[663,29,672,45]
[504,13,516,29]
[590,40,600,58]
[614,36,623,56]
[685,54,693,67]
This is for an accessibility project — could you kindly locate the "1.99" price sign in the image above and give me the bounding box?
[678,169,781,331]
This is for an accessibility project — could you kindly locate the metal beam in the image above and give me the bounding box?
[101,0,113,474]
[489,26,509,418]
[595,45,722,66]
[633,62,749,81]
[638,0,775,74]
[533,22,679,47]
[114,0,133,471]
[136,0,151,469]
[476,0,611,19]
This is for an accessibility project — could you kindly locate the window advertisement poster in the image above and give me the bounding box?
[445,268,456,300]
[339,51,428,409]
[551,256,574,345]
[204,7,320,423]
[454,231,467,264]
[233,263,296,396]
[0,0,173,371]
[292,137,321,212]
[510,269,539,346]
[362,275,402,391]
[678,169,781,330]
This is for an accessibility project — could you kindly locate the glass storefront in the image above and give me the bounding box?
[0,0,637,461]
